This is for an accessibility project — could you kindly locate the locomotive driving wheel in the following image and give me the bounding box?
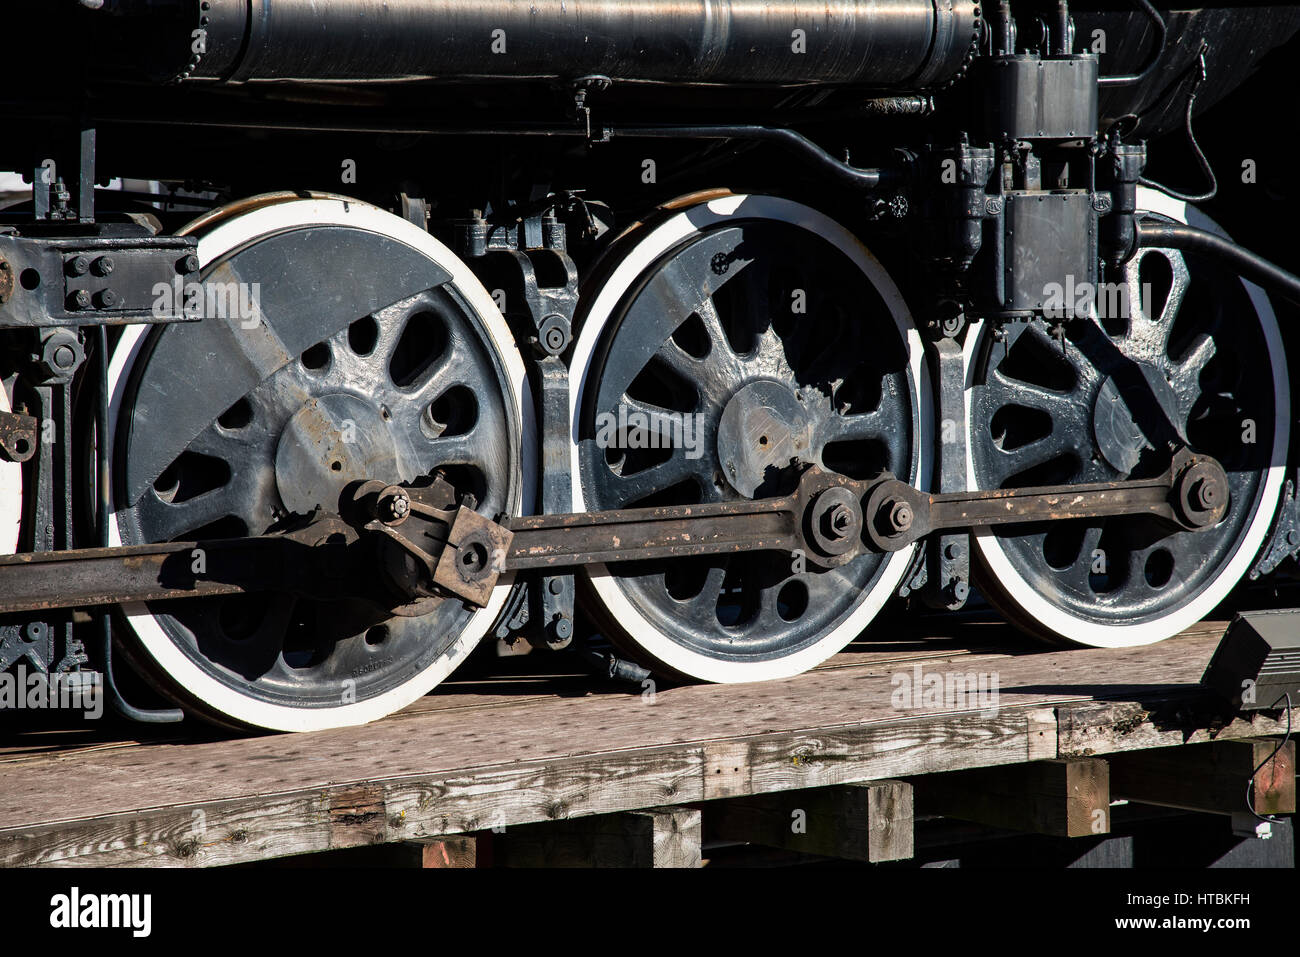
[106,195,535,731]
[967,187,1289,646]
[571,194,930,681]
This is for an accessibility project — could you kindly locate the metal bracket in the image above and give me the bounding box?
[0,411,38,463]
[0,230,201,328]
[919,336,971,609]
[532,355,576,647]
[1251,471,1300,580]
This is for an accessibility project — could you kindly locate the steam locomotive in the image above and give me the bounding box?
[2,1,1299,731]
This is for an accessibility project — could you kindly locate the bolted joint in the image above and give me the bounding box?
[884,499,914,534]
[1173,457,1229,529]
[806,485,864,559]
[822,502,854,541]
[376,486,411,525]
[536,314,571,356]
[35,329,85,380]
[1191,476,1220,511]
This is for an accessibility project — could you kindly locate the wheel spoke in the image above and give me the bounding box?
[399,330,475,399]
[987,372,1083,419]
[820,408,889,443]
[608,451,708,506]
[1056,524,1105,593]
[134,477,258,541]
[985,427,1081,487]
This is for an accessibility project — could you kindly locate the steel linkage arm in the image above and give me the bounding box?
[0,452,1229,616]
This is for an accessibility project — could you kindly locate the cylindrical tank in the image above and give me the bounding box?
[100,0,982,89]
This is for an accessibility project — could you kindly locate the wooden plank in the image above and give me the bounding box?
[1109,738,1295,816]
[490,807,701,868]
[710,779,913,862]
[1057,696,1300,758]
[7,624,1286,867]
[0,708,1051,866]
[916,758,1111,837]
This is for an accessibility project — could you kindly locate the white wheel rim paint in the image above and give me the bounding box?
[570,194,932,682]
[0,386,21,554]
[107,196,536,731]
[968,187,1290,647]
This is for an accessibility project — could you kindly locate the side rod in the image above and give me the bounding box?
[0,455,1227,615]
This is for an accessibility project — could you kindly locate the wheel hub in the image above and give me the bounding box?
[716,379,812,497]
[1091,376,1152,475]
[274,393,398,514]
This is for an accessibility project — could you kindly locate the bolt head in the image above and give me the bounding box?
[52,344,76,370]
[822,503,855,541]
[91,256,115,277]
[889,500,914,532]
[67,255,90,276]
[1193,477,1220,509]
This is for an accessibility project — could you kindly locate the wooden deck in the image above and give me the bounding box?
[0,617,1294,867]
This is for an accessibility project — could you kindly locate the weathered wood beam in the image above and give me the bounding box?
[489,807,701,868]
[1057,696,1298,757]
[1109,738,1295,816]
[0,707,1054,867]
[916,758,1111,838]
[709,780,914,862]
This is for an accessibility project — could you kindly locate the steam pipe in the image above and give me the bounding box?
[1138,222,1300,305]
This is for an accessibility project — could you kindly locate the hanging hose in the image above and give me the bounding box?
[1138,41,1218,204]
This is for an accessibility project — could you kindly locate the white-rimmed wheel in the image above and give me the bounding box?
[571,194,931,682]
[107,195,535,731]
[967,187,1289,647]
[0,385,22,555]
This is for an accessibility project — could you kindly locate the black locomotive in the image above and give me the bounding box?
[2,1,1299,731]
